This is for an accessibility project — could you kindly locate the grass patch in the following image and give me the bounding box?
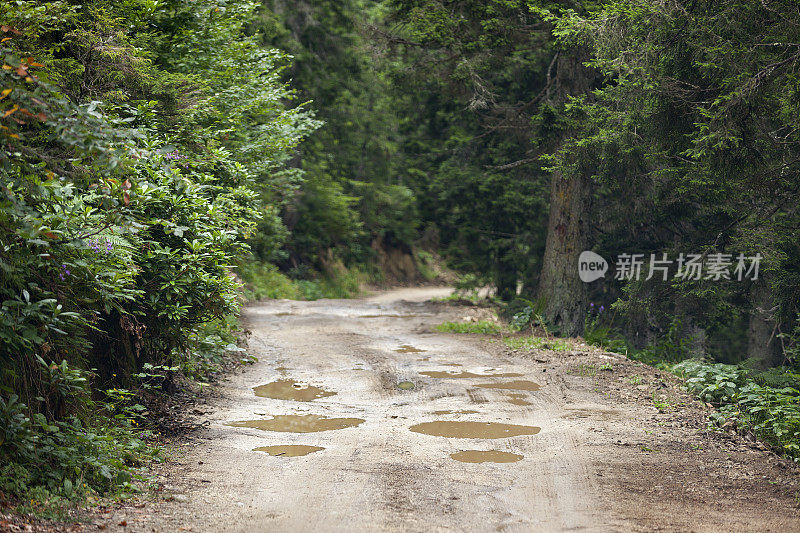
[435,320,503,334]
[652,392,675,412]
[237,261,364,301]
[238,261,302,300]
[571,363,598,377]
[504,335,574,351]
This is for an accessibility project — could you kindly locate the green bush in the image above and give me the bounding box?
[673,360,800,460]
[0,0,317,503]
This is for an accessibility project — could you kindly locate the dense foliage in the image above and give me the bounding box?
[0,0,315,502]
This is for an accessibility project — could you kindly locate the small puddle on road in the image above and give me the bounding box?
[432,409,479,415]
[421,370,523,379]
[409,421,540,439]
[397,381,416,390]
[476,380,541,391]
[253,379,336,402]
[228,415,364,433]
[450,450,524,463]
[396,345,426,353]
[506,393,532,406]
[253,445,325,457]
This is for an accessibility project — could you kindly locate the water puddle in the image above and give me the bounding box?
[420,370,523,379]
[227,415,364,433]
[253,379,336,402]
[476,380,541,391]
[395,345,426,353]
[273,312,295,317]
[253,445,324,457]
[397,381,415,390]
[441,362,462,367]
[450,450,524,463]
[506,393,532,406]
[432,409,479,415]
[409,421,540,439]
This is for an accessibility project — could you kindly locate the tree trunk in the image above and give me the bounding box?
[537,170,590,335]
[536,52,595,336]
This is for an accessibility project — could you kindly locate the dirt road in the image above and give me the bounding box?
[107,288,800,532]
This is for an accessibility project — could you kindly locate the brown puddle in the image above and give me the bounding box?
[253,445,324,457]
[253,379,336,402]
[397,381,416,390]
[420,370,523,379]
[476,380,541,391]
[506,393,532,406]
[395,345,426,353]
[432,409,479,415]
[450,450,524,463]
[409,421,540,439]
[441,362,462,367]
[227,415,364,433]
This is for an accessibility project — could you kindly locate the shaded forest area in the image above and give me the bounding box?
[1,0,799,516]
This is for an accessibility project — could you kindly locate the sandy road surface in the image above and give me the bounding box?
[106,287,800,532]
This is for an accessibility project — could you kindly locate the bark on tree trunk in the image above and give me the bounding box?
[537,170,590,336]
[536,52,595,336]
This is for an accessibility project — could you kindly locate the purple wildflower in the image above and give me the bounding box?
[164,149,187,161]
[58,263,70,280]
[599,305,605,313]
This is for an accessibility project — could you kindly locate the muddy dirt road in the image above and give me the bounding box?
[108,288,800,532]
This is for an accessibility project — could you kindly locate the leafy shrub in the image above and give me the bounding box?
[0,390,153,500]
[674,360,800,460]
[583,304,630,354]
[0,0,316,502]
[506,297,547,333]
